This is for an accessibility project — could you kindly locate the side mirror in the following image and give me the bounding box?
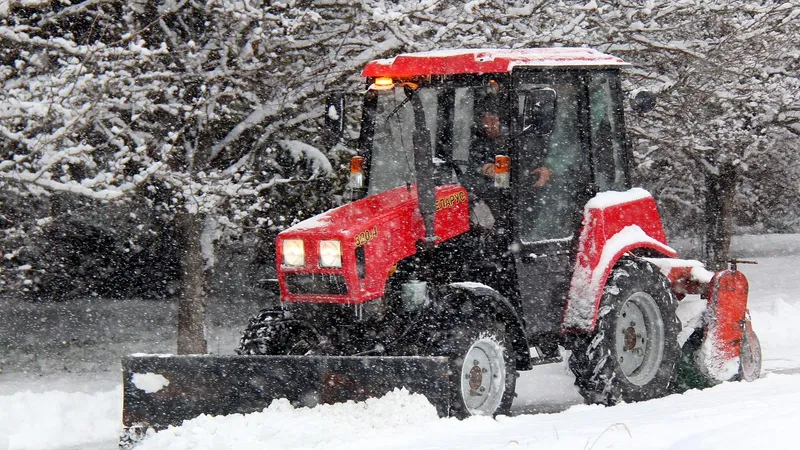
[325,92,345,145]
[630,90,657,114]
[522,88,557,136]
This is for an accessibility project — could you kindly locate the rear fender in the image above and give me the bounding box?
[440,283,532,370]
[562,189,677,332]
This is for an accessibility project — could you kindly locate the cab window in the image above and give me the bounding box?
[588,71,628,191]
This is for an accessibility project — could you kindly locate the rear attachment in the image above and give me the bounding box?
[702,267,759,381]
[122,354,452,432]
[649,258,762,388]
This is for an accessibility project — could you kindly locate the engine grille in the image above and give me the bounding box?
[285,274,348,295]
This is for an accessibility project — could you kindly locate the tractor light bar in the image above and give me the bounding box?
[369,77,395,91]
[319,240,343,268]
[349,156,365,189]
[494,155,511,188]
[282,239,305,267]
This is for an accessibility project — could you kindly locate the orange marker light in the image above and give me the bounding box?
[494,155,510,188]
[350,156,365,189]
[370,77,394,90]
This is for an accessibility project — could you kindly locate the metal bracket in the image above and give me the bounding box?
[728,259,757,271]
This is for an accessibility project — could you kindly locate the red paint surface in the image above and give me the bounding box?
[665,266,708,299]
[277,184,470,304]
[705,270,750,361]
[563,195,677,331]
[362,48,626,78]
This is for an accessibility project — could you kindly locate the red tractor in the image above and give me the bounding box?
[122,48,761,433]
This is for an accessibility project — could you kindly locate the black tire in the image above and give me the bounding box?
[431,312,517,418]
[236,309,318,355]
[569,258,681,405]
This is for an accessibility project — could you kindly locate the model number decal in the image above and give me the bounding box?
[355,226,378,247]
[436,191,467,212]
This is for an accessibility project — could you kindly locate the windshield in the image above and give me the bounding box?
[367,87,438,196]
[366,83,509,196]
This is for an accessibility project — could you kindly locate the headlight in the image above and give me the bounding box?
[319,240,342,268]
[282,239,305,267]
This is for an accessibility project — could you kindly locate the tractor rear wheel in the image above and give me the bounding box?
[432,313,517,418]
[569,258,680,405]
[236,309,318,355]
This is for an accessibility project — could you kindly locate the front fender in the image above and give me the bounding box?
[440,282,532,370]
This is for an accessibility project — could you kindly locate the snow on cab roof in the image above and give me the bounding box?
[361,48,628,78]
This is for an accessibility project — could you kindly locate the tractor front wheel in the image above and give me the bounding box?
[569,258,681,405]
[433,314,517,418]
[236,309,318,355]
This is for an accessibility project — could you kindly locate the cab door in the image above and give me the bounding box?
[511,70,592,338]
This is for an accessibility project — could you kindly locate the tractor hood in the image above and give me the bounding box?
[276,184,470,305]
[284,186,418,237]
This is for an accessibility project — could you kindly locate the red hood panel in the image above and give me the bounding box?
[285,186,417,236]
[277,184,470,304]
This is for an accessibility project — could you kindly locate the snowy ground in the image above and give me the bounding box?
[1,234,799,450]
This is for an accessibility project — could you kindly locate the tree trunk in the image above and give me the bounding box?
[176,211,208,354]
[703,162,737,271]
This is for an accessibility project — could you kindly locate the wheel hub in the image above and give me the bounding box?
[460,337,506,415]
[615,292,666,386]
[468,364,483,390]
[623,326,637,351]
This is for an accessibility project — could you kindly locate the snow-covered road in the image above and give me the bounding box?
[133,374,800,450]
[2,235,799,449]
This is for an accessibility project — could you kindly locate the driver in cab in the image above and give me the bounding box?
[474,81,552,188]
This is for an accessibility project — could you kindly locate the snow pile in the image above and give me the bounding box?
[0,387,121,450]
[135,375,800,450]
[137,388,439,450]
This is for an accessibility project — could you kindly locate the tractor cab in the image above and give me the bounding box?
[336,49,633,336]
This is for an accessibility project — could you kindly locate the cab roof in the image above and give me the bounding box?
[361,48,628,78]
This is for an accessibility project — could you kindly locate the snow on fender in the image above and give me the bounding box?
[132,373,170,394]
[563,188,677,331]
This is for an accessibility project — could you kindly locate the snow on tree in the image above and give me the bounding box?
[0,0,346,352]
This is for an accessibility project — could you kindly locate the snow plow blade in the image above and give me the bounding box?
[122,354,452,430]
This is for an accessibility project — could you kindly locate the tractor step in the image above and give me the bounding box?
[122,354,452,432]
[529,345,563,366]
[530,354,563,366]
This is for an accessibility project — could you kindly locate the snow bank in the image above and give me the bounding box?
[134,375,800,450]
[0,387,121,449]
[137,388,439,450]
[751,298,800,372]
